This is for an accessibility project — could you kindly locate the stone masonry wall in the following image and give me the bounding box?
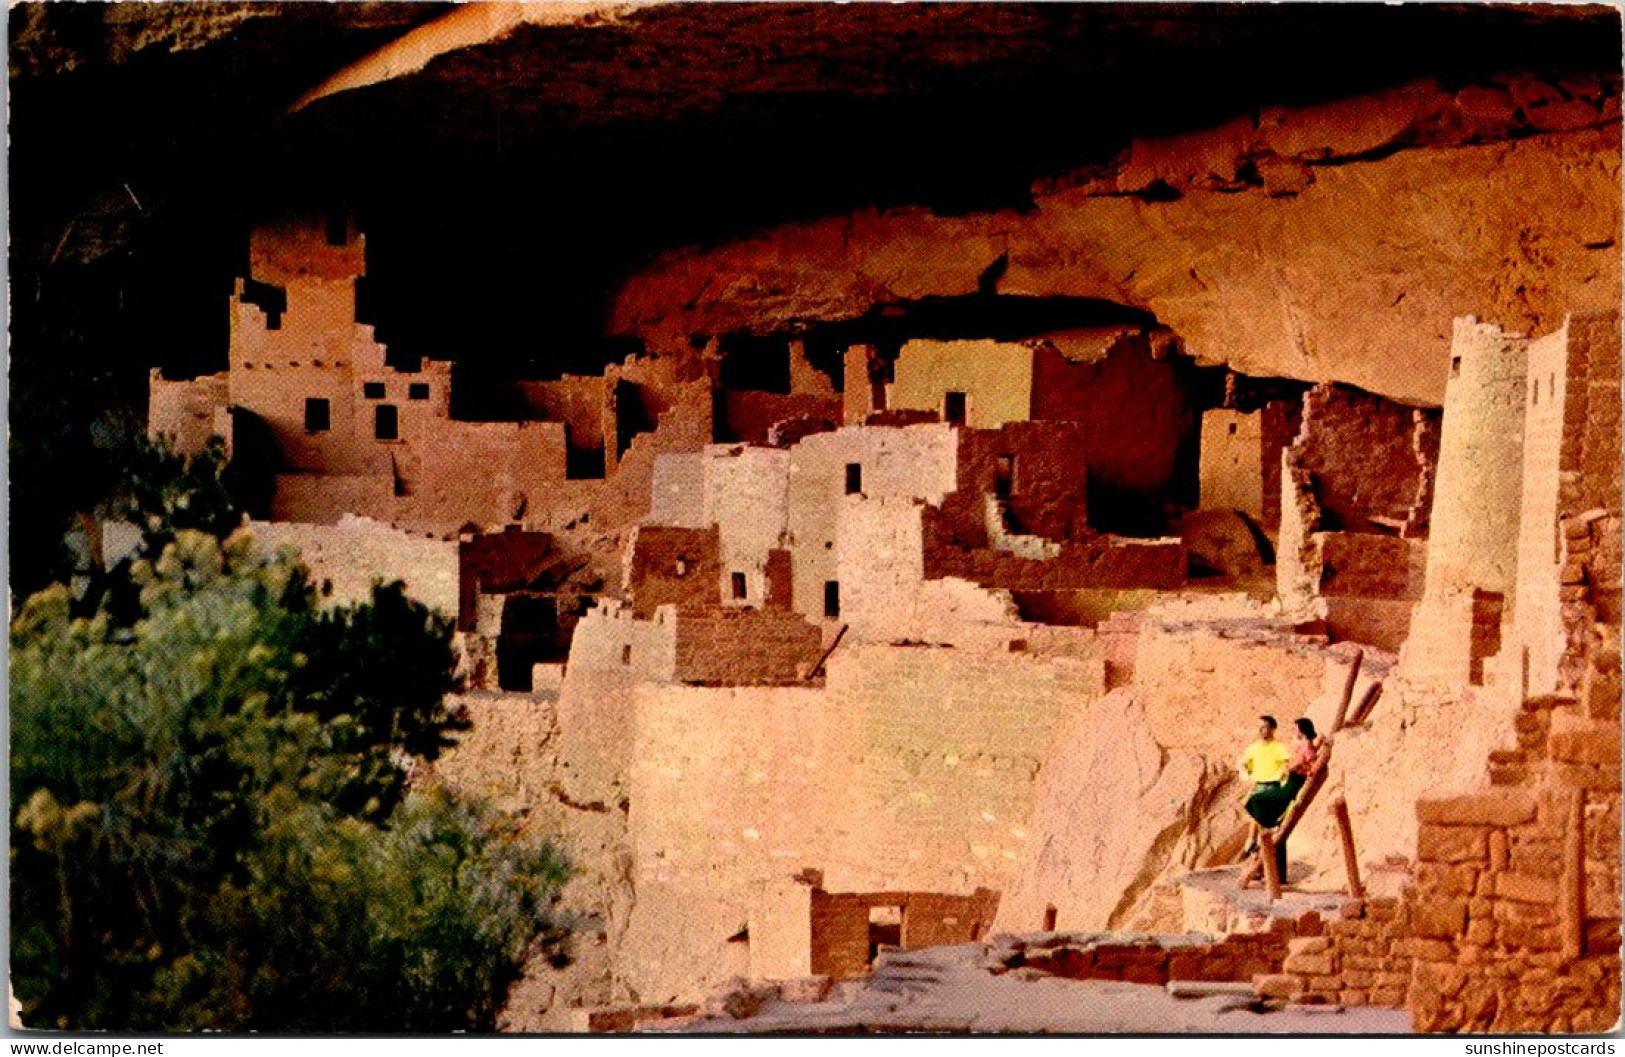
[1291,383,1439,534]
[618,641,1101,1000]
[1028,339,1195,510]
[148,369,230,457]
[671,607,823,685]
[787,424,958,624]
[1200,409,1264,521]
[625,524,723,618]
[889,339,1033,428]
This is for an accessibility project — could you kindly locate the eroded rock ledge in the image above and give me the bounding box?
[613,77,1620,406]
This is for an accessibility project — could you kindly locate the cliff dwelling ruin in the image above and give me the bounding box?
[10,0,1623,1036]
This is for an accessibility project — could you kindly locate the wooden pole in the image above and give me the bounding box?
[1562,790,1586,960]
[1348,682,1384,726]
[1259,831,1282,902]
[1332,797,1365,900]
[806,624,849,680]
[1331,648,1364,732]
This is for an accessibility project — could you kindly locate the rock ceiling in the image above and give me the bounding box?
[9,2,1622,386]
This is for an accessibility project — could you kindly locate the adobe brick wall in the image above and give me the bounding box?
[1258,898,1415,1007]
[1315,532,1425,649]
[703,445,792,610]
[937,421,1093,544]
[1416,318,1530,600]
[923,509,1186,592]
[1013,922,1307,989]
[1259,398,1303,532]
[458,528,561,630]
[514,375,607,454]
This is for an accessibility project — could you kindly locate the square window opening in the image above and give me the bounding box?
[363,381,386,399]
[408,382,430,400]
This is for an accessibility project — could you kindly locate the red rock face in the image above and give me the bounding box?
[611,81,1620,405]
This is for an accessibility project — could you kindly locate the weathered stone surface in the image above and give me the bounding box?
[1416,791,1538,828]
[614,125,1619,406]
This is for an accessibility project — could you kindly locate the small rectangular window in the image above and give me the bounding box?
[266,310,282,331]
[408,382,430,400]
[304,397,330,432]
[1450,356,1462,378]
[824,580,840,619]
[731,572,748,600]
[621,644,632,666]
[995,455,1015,499]
[1532,379,1540,406]
[363,381,386,399]
[845,463,863,495]
[944,391,967,426]
[375,404,399,441]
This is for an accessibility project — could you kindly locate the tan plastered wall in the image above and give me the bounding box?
[617,641,1101,1000]
[889,339,1034,428]
[1200,409,1264,519]
[551,602,679,804]
[245,516,459,616]
[1509,323,1574,697]
[1420,318,1530,599]
[648,453,707,528]
[701,445,791,608]
[787,424,958,623]
[1403,317,1530,686]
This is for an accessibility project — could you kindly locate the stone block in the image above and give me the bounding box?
[1255,973,1303,999]
[1494,872,1559,904]
[1287,936,1330,956]
[1496,920,1560,951]
[1410,897,1469,941]
[1366,900,1400,923]
[1418,825,1489,864]
[1419,862,1479,897]
[1281,953,1335,976]
[1416,791,1538,827]
[1340,989,1370,1006]
[1370,986,1407,1007]
[1342,969,1375,988]
[1549,727,1622,767]
[1465,919,1495,946]
[1344,954,1384,971]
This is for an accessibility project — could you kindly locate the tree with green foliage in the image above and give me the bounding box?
[11,529,569,1031]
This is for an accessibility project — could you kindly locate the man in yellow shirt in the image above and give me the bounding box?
[1238,715,1292,877]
